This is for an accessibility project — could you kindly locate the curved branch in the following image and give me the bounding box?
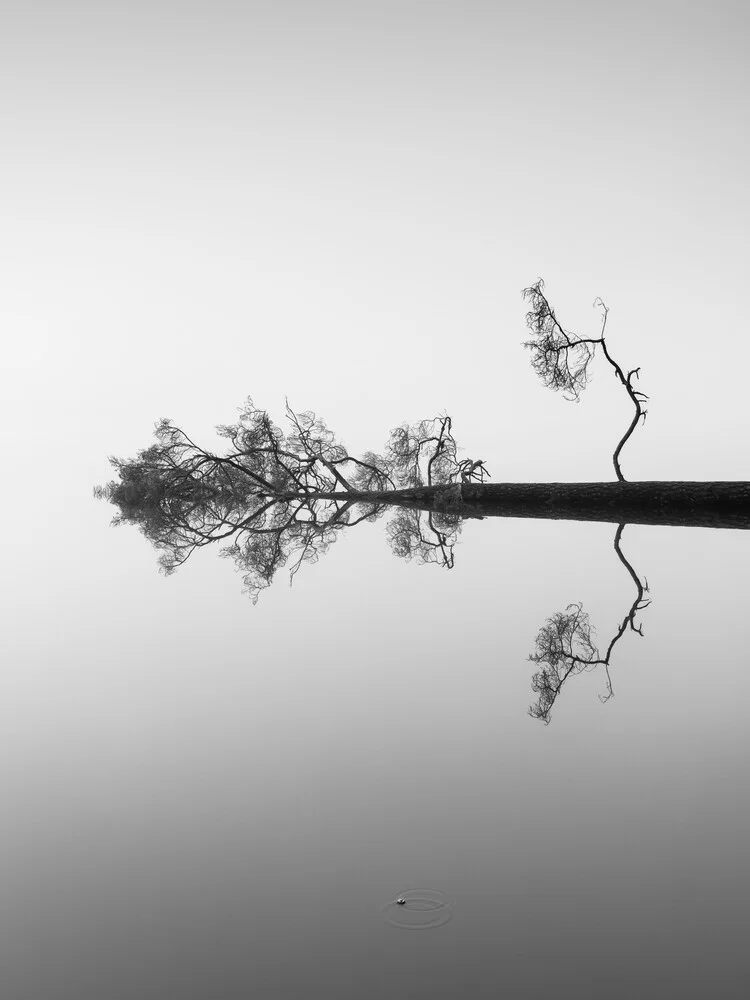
[596,310,648,482]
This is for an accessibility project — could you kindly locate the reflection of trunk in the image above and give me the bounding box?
[312,481,750,530]
[595,523,650,700]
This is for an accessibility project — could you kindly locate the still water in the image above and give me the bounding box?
[3,515,749,998]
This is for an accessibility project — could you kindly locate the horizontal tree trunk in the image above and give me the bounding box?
[444,481,750,530]
[327,482,750,530]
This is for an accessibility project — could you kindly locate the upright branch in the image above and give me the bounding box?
[523,279,648,481]
[527,523,651,724]
[94,400,487,601]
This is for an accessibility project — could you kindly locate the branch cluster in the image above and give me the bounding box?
[528,603,599,724]
[522,280,596,401]
[95,401,487,600]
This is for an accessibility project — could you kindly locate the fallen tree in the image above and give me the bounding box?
[95,281,750,601]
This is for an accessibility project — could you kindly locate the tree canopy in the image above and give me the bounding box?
[95,402,488,601]
[523,279,648,481]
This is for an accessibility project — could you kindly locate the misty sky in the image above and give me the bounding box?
[2,2,749,997]
[4,0,748,675]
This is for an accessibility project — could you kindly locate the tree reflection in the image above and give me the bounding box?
[527,524,650,724]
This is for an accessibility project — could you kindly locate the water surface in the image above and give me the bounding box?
[3,517,748,999]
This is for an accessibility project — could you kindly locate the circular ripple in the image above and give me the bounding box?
[381,888,451,929]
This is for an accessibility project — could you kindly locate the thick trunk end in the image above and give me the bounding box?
[408,481,750,530]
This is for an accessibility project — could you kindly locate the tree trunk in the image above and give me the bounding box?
[327,482,750,530]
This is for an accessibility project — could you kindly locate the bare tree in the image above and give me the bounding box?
[527,524,650,724]
[94,401,487,602]
[523,279,648,481]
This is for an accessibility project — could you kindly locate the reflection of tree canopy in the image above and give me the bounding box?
[528,524,650,723]
[94,400,487,602]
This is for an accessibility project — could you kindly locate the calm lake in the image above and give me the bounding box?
[3,513,748,998]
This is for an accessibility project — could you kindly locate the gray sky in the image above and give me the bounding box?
[3,0,749,658]
[4,2,749,464]
[2,3,749,995]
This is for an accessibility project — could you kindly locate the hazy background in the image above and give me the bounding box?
[2,2,749,997]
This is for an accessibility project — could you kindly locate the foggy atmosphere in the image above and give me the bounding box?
[2,2,749,997]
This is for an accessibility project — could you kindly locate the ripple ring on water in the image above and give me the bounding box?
[381,888,451,929]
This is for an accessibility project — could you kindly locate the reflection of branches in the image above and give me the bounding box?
[527,524,650,724]
[386,507,459,568]
[522,279,648,481]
